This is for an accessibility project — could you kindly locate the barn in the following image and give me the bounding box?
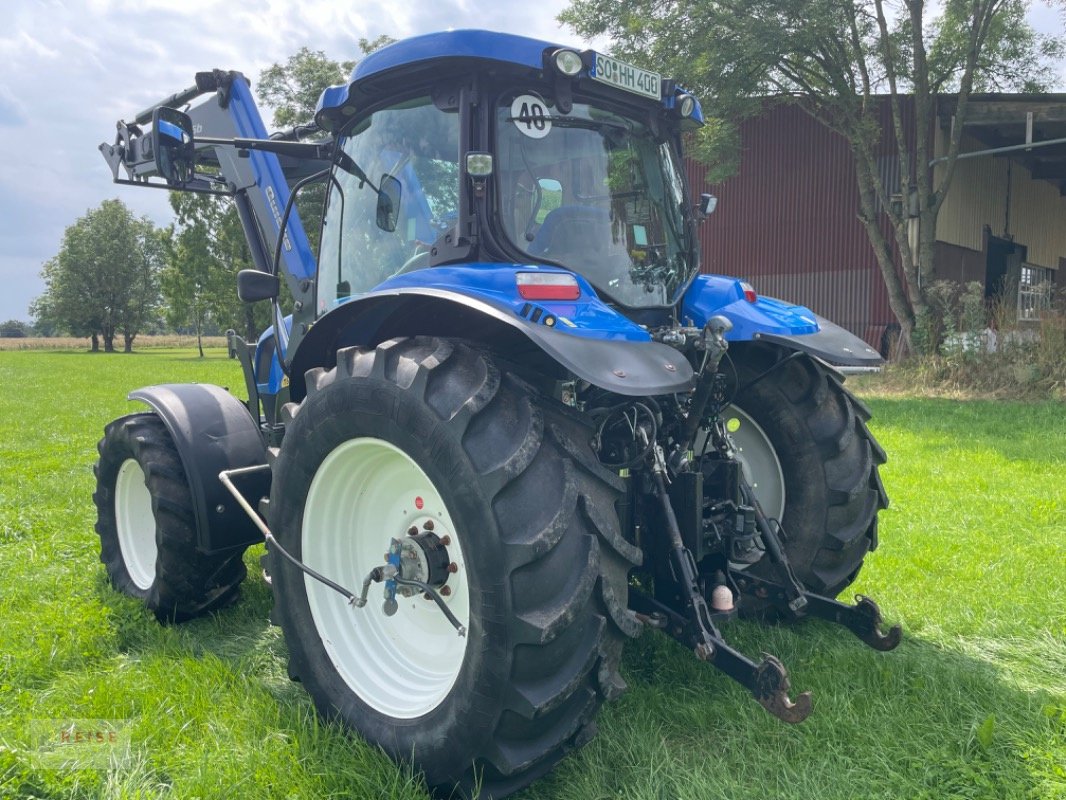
[687,95,1066,353]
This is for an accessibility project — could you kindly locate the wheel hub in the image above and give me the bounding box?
[396,529,452,597]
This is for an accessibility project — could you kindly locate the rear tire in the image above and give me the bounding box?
[93,413,248,622]
[726,344,888,597]
[268,338,641,799]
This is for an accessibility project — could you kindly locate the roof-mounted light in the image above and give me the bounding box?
[552,49,584,77]
[516,272,581,301]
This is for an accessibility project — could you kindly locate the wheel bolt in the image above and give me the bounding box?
[440,535,451,546]
[423,520,435,531]
[407,526,418,536]
[440,586,451,597]
[423,592,432,601]
[448,562,459,574]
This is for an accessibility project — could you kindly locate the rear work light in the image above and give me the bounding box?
[740,281,758,303]
[516,272,581,301]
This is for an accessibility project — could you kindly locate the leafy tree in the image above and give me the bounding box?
[257,37,393,127]
[161,192,270,354]
[561,0,1065,350]
[0,320,30,338]
[31,199,161,352]
[157,39,395,348]
[257,47,357,129]
[255,38,394,256]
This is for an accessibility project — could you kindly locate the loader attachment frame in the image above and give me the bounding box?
[99,70,321,361]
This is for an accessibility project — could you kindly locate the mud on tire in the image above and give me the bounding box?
[93,413,248,623]
[728,344,889,597]
[268,337,641,799]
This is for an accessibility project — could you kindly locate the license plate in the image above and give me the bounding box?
[590,53,662,101]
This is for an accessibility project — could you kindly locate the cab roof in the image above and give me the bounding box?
[313,29,704,131]
[315,30,561,128]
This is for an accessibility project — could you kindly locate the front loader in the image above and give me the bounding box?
[96,30,899,799]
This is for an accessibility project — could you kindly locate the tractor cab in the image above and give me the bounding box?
[313,31,705,316]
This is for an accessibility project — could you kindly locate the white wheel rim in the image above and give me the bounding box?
[724,408,787,521]
[114,458,157,590]
[302,438,470,719]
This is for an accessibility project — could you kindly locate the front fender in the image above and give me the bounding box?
[130,384,269,554]
[288,288,695,400]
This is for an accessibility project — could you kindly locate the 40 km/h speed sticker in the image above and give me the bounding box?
[511,94,551,139]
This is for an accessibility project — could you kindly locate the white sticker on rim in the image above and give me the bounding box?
[510,94,552,139]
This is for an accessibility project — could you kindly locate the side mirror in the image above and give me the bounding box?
[151,107,195,187]
[699,193,718,217]
[237,269,280,303]
[376,174,402,233]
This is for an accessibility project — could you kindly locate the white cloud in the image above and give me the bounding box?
[0,0,593,320]
[3,0,1063,321]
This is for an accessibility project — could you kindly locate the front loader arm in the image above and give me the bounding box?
[99,70,321,340]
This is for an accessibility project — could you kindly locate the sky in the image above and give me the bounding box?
[0,0,590,322]
[0,0,1063,323]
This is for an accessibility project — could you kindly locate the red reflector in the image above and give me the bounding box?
[516,272,581,301]
[741,282,757,303]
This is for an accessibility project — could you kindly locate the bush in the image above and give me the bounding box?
[885,281,1065,399]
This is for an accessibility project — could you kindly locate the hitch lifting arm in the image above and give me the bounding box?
[629,321,899,723]
[638,435,814,723]
[631,467,900,722]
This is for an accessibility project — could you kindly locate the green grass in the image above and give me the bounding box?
[0,350,1063,799]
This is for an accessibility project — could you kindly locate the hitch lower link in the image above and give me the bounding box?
[637,462,900,724]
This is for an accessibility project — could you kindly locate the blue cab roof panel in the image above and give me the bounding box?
[314,29,705,128]
[316,30,559,123]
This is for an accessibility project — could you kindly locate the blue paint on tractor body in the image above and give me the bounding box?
[681,275,820,341]
[249,30,831,393]
[314,30,704,129]
[228,79,317,283]
[254,268,823,394]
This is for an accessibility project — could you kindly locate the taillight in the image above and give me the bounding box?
[740,282,757,303]
[516,272,580,301]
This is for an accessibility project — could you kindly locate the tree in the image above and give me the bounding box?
[161,192,270,353]
[0,320,30,338]
[257,47,357,128]
[561,0,1064,350]
[256,39,393,255]
[157,39,395,347]
[31,199,161,352]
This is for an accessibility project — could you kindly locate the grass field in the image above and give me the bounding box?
[0,349,1063,799]
[0,336,229,352]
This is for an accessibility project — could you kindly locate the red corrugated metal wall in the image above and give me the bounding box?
[686,100,907,349]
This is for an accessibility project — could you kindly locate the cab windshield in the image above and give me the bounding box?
[496,94,692,307]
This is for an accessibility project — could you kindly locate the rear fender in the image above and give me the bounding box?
[683,275,882,367]
[130,384,269,554]
[287,288,695,401]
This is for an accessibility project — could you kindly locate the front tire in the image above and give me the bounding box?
[268,338,641,798]
[93,413,248,622]
[726,344,889,596]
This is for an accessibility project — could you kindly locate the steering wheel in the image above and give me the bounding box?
[394,246,432,275]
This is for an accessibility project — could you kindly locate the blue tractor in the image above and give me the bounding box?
[97,31,898,798]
